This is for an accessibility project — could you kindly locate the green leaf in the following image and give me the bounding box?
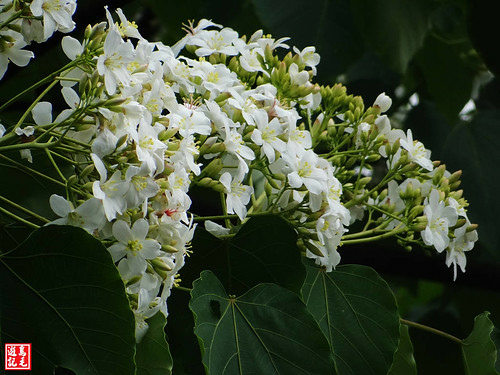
[190,270,336,374]
[388,324,417,375]
[350,0,430,74]
[462,312,500,375]
[0,225,136,374]
[188,215,305,295]
[136,312,173,375]
[301,261,400,375]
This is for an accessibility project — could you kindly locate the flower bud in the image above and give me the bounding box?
[125,275,143,287]
[161,244,179,253]
[66,175,78,187]
[80,164,95,179]
[304,240,324,257]
[466,223,478,232]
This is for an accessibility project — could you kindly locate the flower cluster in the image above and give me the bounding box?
[0,0,77,79]
[0,6,478,338]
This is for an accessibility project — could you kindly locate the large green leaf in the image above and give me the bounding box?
[350,0,430,74]
[190,270,336,374]
[388,324,417,375]
[462,312,499,375]
[301,261,400,375]
[0,225,136,374]
[188,215,305,295]
[136,312,173,375]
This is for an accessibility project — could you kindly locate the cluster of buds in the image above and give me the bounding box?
[0,6,477,338]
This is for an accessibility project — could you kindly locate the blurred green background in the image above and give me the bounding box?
[1,0,499,373]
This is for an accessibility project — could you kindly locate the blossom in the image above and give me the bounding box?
[421,189,458,252]
[283,149,328,195]
[97,29,135,95]
[108,219,162,276]
[0,32,34,79]
[293,46,320,74]
[446,224,477,280]
[220,172,254,220]
[250,109,286,163]
[400,129,433,171]
[49,195,105,233]
[30,0,77,41]
[91,153,129,221]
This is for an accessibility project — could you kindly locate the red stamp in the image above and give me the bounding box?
[4,343,31,371]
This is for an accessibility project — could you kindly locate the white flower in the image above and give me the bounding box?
[446,224,477,281]
[220,172,254,220]
[288,63,309,86]
[91,153,129,221]
[108,219,162,276]
[400,129,433,171]
[283,149,327,195]
[125,164,160,209]
[251,110,286,163]
[421,189,458,252]
[97,29,135,95]
[49,195,106,233]
[373,92,392,113]
[189,28,239,56]
[0,32,34,79]
[30,0,77,41]
[293,46,320,75]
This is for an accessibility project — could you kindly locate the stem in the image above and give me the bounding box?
[0,153,66,187]
[0,59,82,113]
[173,285,192,293]
[401,318,463,345]
[220,192,232,228]
[45,147,67,182]
[0,206,40,229]
[192,211,272,223]
[341,224,406,245]
[0,195,50,223]
[12,80,59,134]
[0,10,22,30]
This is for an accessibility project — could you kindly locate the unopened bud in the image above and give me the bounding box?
[80,164,94,179]
[125,275,143,286]
[466,224,478,232]
[66,175,78,187]
[115,134,128,149]
[161,244,179,253]
[448,170,462,184]
[150,257,173,272]
[304,240,324,257]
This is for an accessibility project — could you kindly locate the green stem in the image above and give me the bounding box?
[0,195,50,223]
[341,224,406,245]
[0,10,22,30]
[173,285,192,293]
[0,206,40,229]
[0,59,82,113]
[45,147,67,182]
[12,80,59,134]
[401,318,463,345]
[192,211,272,223]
